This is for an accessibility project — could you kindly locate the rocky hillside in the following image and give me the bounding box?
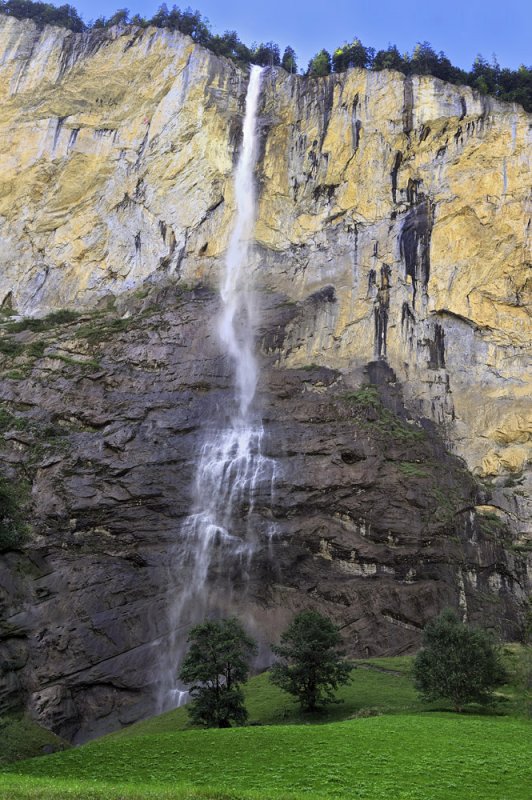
[0,17,530,741]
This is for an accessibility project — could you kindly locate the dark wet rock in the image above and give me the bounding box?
[0,284,528,742]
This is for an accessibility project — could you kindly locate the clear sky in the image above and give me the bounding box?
[73,0,531,72]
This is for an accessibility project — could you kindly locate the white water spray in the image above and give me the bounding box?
[158,66,276,710]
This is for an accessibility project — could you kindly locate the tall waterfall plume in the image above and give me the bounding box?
[158,65,277,711]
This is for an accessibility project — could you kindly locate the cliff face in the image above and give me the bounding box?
[0,287,528,742]
[0,17,530,740]
[0,16,530,496]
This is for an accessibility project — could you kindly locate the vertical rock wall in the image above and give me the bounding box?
[0,17,530,741]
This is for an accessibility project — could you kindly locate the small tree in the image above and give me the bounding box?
[281,46,297,74]
[520,609,532,718]
[332,39,374,72]
[252,41,281,67]
[307,49,332,77]
[414,609,507,712]
[107,8,129,27]
[270,610,351,711]
[373,45,407,73]
[178,617,257,728]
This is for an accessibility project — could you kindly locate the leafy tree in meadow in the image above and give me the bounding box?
[270,610,351,711]
[179,617,257,728]
[413,609,507,712]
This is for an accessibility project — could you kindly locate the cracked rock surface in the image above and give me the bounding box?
[0,286,528,741]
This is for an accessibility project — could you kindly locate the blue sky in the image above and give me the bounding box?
[73,0,531,71]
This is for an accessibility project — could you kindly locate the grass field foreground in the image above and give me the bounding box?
[1,653,530,799]
[2,715,531,800]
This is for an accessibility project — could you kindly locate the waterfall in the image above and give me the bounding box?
[219,64,263,418]
[158,65,276,711]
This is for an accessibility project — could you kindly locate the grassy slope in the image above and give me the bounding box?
[0,714,69,766]
[1,716,530,800]
[112,658,431,739]
[1,655,530,799]
[109,654,528,737]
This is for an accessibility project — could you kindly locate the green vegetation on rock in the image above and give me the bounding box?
[0,715,69,767]
[342,384,426,443]
[0,474,29,551]
[74,316,137,344]
[397,461,429,477]
[5,309,80,334]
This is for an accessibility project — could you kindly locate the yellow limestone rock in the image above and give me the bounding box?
[0,16,245,308]
[0,17,530,513]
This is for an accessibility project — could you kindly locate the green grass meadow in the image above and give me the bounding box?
[1,656,530,800]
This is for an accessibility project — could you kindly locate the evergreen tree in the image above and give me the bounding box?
[1,1,530,111]
[414,609,507,712]
[332,39,373,72]
[130,13,147,27]
[210,30,252,62]
[0,0,85,31]
[252,41,280,67]
[281,45,297,74]
[179,617,257,728]
[373,44,407,73]
[270,610,351,711]
[409,41,440,75]
[307,49,331,77]
[107,7,129,27]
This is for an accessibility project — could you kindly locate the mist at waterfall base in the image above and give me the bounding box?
[157,66,278,711]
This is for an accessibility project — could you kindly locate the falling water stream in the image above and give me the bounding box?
[158,65,276,710]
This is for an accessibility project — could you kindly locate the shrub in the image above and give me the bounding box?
[414,609,507,711]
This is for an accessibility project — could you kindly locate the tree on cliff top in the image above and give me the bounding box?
[281,46,297,74]
[179,617,257,728]
[269,610,351,711]
[0,0,85,31]
[307,49,332,77]
[413,609,507,712]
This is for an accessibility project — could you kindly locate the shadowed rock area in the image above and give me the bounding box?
[0,285,528,741]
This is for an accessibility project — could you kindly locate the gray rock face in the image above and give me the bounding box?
[0,285,528,741]
[0,16,529,747]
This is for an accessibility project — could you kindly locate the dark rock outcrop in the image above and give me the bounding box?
[0,284,528,741]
